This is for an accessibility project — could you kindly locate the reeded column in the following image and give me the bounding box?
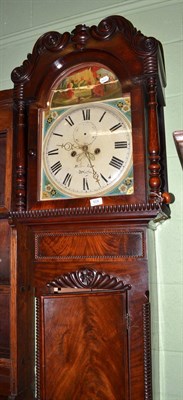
[147,77,161,203]
[13,84,26,211]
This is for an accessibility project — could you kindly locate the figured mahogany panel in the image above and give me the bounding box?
[39,291,129,400]
[35,229,144,261]
[0,358,10,397]
[0,220,10,283]
[0,286,10,358]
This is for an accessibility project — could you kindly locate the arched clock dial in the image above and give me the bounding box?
[41,99,133,199]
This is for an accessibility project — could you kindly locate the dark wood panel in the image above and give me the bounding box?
[39,292,128,400]
[0,287,10,358]
[35,230,144,261]
[0,220,10,283]
[0,359,10,397]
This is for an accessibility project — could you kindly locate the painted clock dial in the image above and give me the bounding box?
[40,98,133,200]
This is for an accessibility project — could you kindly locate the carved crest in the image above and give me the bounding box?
[47,267,131,292]
[11,15,162,85]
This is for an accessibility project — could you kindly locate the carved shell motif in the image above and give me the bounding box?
[47,267,131,292]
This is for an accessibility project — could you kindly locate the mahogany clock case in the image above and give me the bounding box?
[0,14,173,400]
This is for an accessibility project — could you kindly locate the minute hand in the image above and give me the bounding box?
[84,149,101,187]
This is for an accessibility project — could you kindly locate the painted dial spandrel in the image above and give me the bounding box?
[40,98,133,200]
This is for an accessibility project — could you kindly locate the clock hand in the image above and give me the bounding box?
[58,141,101,186]
[59,142,80,151]
[83,147,101,187]
[59,142,88,162]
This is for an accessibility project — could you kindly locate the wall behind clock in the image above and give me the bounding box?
[0,1,182,399]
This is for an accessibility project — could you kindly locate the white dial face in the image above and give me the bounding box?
[41,99,133,199]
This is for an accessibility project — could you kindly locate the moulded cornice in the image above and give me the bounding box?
[8,202,170,225]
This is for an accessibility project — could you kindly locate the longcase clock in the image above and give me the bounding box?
[5,15,174,400]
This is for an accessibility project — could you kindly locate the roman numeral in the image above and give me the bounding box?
[115,141,128,149]
[63,173,72,187]
[99,111,106,122]
[82,109,90,120]
[50,161,62,175]
[83,177,89,191]
[65,116,74,126]
[53,132,63,137]
[100,173,108,183]
[48,148,59,155]
[110,123,123,132]
[109,156,124,170]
